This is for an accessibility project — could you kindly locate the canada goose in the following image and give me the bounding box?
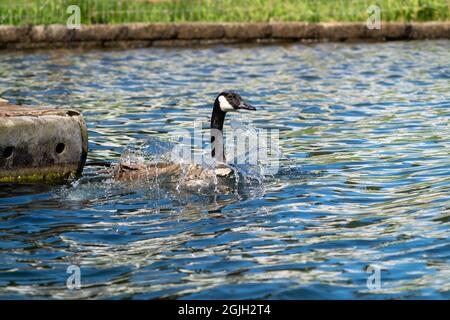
[111,91,256,185]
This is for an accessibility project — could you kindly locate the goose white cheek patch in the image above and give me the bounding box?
[218,95,235,112]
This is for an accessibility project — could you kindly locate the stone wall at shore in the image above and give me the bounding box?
[0,22,449,49]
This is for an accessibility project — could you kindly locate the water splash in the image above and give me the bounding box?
[60,120,296,204]
[112,120,284,192]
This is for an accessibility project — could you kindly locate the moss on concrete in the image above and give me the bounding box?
[0,171,77,184]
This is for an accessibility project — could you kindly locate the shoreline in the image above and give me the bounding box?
[0,22,449,49]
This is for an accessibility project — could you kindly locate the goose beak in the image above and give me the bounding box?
[237,102,256,111]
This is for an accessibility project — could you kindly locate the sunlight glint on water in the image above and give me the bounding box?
[0,41,449,299]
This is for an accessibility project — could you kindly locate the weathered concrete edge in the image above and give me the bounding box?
[0,22,449,49]
[0,103,89,184]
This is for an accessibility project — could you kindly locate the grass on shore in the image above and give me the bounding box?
[0,0,449,25]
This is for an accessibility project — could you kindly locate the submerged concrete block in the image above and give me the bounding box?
[0,100,88,183]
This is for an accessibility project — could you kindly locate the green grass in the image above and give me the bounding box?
[0,0,449,25]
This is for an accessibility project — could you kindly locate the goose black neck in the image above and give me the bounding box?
[211,99,226,131]
[210,98,226,162]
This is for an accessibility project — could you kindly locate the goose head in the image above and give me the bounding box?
[210,91,256,163]
[211,91,256,131]
[216,91,256,113]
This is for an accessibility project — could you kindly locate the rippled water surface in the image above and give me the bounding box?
[0,41,449,299]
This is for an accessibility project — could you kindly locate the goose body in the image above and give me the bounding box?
[111,162,233,182]
[111,92,255,185]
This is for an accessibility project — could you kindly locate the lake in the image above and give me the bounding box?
[0,40,449,299]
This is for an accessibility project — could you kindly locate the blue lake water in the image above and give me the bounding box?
[0,41,449,299]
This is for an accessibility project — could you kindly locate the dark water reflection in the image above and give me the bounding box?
[0,41,449,299]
